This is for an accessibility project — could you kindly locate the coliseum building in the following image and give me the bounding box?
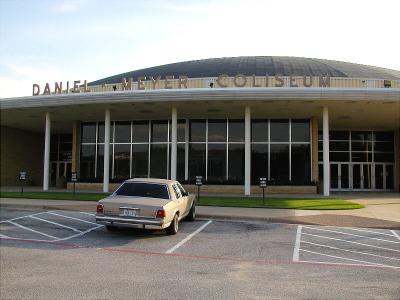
[1,56,399,195]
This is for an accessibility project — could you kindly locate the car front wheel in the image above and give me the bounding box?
[166,214,179,235]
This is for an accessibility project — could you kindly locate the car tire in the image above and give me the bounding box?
[166,214,179,235]
[186,203,195,221]
[106,225,118,231]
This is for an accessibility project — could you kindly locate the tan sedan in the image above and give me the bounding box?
[95,178,196,235]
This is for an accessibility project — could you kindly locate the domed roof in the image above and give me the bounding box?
[89,56,400,86]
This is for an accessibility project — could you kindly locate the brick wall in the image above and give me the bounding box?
[0,126,44,186]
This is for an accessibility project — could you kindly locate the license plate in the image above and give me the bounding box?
[121,209,137,217]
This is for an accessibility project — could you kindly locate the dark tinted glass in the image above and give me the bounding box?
[251,144,268,184]
[177,144,185,181]
[270,120,289,142]
[96,144,112,179]
[190,120,206,142]
[373,131,394,142]
[150,144,168,178]
[228,120,244,142]
[351,131,372,141]
[330,131,349,140]
[207,144,226,183]
[252,120,268,142]
[59,134,72,143]
[132,144,149,177]
[374,153,394,162]
[114,122,131,143]
[188,143,206,182]
[374,142,394,152]
[270,144,289,183]
[208,120,226,142]
[291,120,310,142]
[177,120,186,142]
[228,144,244,184]
[352,141,372,151]
[115,182,169,199]
[80,145,96,179]
[81,123,96,143]
[352,152,372,162]
[330,141,349,151]
[330,152,350,162]
[113,144,130,180]
[98,122,114,143]
[132,121,149,143]
[291,144,310,184]
[151,121,168,142]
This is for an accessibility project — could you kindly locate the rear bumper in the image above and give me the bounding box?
[96,215,170,229]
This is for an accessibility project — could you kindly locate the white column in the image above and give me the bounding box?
[103,109,111,192]
[43,112,51,191]
[245,106,251,196]
[171,107,177,180]
[323,107,330,196]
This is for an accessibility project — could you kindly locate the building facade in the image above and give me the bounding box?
[1,56,399,195]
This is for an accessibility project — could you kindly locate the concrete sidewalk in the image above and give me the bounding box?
[1,196,400,229]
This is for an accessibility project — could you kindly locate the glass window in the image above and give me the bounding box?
[80,144,96,180]
[176,182,187,196]
[291,120,310,142]
[177,120,186,142]
[330,152,350,162]
[59,134,72,143]
[207,144,226,183]
[115,182,170,199]
[132,144,149,177]
[228,144,245,184]
[98,122,114,143]
[251,144,268,184]
[172,184,181,198]
[113,144,130,180]
[150,144,168,179]
[352,141,372,151]
[373,131,394,142]
[151,121,168,143]
[190,120,206,142]
[291,144,310,184]
[374,142,394,152]
[132,121,149,143]
[188,143,206,182]
[228,120,244,142]
[96,144,112,179]
[114,122,131,143]
[352,152,372,162]
[177,144,185,181]
[374,153,394,162]
[351,131,372,141]
[208,120,227,142]
[81,123,96,143]
[330,131,349,141]
[270,120,289,142]
[270,144,289,184]
[330,141,349,151]
[252,120,268,142]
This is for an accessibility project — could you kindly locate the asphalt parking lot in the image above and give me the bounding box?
[1,207,399,299]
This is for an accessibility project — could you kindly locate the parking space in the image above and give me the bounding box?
[293,225,400,269]
[1,207,400,270]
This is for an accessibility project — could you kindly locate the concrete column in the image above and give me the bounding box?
[323,107,330,196]
[245,106,251,196]
[43,112,51,191]
[71,120,81,174]
[171,107,177,180]
[103,109,110,192]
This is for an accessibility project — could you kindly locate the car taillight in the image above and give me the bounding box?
[97,204,104,214]
[156,209,166,218]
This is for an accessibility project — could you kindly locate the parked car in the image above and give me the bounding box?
[95,178,195,235]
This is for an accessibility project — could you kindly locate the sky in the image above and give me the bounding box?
[0,0,399,98]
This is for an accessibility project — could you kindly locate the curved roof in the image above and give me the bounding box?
[89,56,400,86]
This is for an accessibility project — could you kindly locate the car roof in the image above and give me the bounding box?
[124,178,176,185]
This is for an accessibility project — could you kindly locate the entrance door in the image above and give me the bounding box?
[375,164,394,190]
[352,164,361,190]
[330,163,350,190]
[352,163,373,190]
[363,164,372,190]
[386,165,394,190]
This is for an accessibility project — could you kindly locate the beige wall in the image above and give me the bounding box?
[0,126,44,186]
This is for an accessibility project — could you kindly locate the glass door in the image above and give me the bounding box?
[352,164,361,190]
[340,164,349,189]
[330,163,339,189]
[362,164,372,190]
[385,164,394,190]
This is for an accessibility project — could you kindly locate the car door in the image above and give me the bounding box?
[172,184,186,217]
[176,182,191,214]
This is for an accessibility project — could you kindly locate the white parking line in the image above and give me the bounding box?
[391,230,400,241]
[301,240,400,261]
[342,227,399,238]
[292,225,302,262]
[303,226,400,244]
[46,212,98,225]
[7,221,58,240]
[302,232,400,253]
[300,249,394,268]
[0,233,9,238]
[298,260,400,269]
[55,224,103,242]
[29,216,82,233]
[165,220,212,254]
[0,212,47,224]
[79,212,95,217]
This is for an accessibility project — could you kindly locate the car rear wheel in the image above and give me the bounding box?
[186,204,195,221]
[166,214,179,235]
[106,225,118,231]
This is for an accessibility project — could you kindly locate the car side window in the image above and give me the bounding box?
[176,183,187,197]
[172,184,182,199]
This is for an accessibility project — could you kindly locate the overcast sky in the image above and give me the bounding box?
[1,0,399,98]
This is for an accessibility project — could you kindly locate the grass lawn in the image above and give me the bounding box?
[0,191,364,210]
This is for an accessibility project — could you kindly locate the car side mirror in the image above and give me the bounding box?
[183,191,189,197]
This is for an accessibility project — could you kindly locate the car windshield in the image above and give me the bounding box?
[115,182,170,199]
